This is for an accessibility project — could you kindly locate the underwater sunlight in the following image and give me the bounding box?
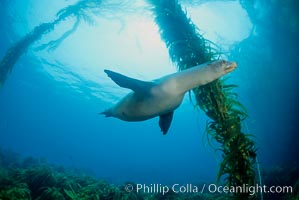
[11,0,252,100]
[0,0,298,199]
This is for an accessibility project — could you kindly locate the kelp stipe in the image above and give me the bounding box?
[147,0,257,198]
[0,22,54,87]
[0,0,103,87]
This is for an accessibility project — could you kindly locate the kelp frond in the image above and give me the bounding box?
[148,0,257,198]
[0,0,106,87]
[36,17,81,52]
[55,0,103,23]
[0,22,54,87]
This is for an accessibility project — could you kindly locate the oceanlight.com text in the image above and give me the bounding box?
[124,183,293,196]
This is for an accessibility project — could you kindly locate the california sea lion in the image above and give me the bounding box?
[101,60,237,134]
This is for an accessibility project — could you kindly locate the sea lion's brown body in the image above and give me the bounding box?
[102,60,237,134]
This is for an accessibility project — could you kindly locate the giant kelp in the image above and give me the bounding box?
[0,0,105,87]
[0,148,230,200]
[1,148,298,199]
[147,0,257,198]
[1,0,297,198]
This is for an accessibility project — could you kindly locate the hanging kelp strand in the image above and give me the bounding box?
[147,0,257,198]
[35,17,81,52]
[0,22,54,87]
[55,0,102,24]
[0,0,103,87]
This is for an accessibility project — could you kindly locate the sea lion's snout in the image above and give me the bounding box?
[223,61,237,73]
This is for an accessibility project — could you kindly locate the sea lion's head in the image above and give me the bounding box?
[210,60,237,75]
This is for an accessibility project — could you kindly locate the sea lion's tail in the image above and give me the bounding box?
[99,109,112,117]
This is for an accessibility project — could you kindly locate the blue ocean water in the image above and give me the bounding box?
[0,0,298,189]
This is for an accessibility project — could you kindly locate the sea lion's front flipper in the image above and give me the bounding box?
[159,112,174,135]
[104,69,153,93]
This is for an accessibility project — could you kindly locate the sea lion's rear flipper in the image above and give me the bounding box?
[104,69,153,93]
[159,112,174,135]
[99,109,112,117]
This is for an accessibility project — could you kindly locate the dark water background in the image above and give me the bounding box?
[0,0,298,186]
